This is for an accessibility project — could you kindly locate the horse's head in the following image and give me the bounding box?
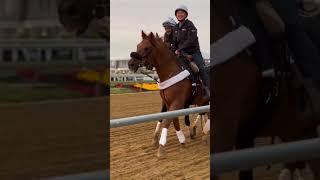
[57,0,107,37]
[128,31,162,72]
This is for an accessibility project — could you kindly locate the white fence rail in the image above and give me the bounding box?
[110,105,210,128]
[212,137,320,174]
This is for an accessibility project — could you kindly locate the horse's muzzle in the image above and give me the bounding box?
[130,52,142,60]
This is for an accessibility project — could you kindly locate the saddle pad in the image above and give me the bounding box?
[157,70,190,90]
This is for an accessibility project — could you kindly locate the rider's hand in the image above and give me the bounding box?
[175,50,180,56]
[186,55,193,61]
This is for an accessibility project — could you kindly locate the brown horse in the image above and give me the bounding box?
[128,31,210,158]
[212,5,320,180]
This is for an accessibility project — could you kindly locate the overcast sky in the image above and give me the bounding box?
[110,0,210,60]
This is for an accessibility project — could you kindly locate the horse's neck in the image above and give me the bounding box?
[153,50,181,82]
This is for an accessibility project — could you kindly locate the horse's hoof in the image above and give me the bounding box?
[157,145,165,159]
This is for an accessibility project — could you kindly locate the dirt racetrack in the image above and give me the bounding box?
[0,98,107,179]
[110,92,310,180]
[110,91,210,179]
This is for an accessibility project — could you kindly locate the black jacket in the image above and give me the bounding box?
[164,32,175,52]
[172,19,200,54]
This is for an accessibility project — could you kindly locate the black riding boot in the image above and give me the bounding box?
[192,52,210,100]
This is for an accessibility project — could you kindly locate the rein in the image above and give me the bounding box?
[140,70,160,83]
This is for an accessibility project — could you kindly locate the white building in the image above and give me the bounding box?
[110,58,210,82]
[110,59,157,82]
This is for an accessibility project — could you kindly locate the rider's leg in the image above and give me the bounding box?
[192,52,209,85]
[178,56,197,85]
[270,0,320,84]
[192,51,210,98]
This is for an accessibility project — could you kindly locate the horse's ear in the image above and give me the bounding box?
[155,33,159,38]
[149,32,155,42]
[141,30,147,39]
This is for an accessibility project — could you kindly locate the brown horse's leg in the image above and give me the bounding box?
[202,114,210,144]
[169,104,187,145]
[152,104,166,148]
[157,118,172,158]
[191,114,201,138]
[184,103,194,139]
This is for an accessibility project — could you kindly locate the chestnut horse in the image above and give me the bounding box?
[212,4,320,180]
[128,31,210,158]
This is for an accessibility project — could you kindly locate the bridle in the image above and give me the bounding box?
[130,50,159,83]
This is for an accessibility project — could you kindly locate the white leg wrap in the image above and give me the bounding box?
[176,130,186,144]
[155,121,161,134]
[203,119,210,134]
[159,128,168,146]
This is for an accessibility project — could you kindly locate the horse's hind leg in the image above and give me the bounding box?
[184,103,194,139]
[152,120,162,148]
[192,114,202,137]
[173,117,186,146]
[202,114,210,144]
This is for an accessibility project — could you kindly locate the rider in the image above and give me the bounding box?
[162,17,177,52]
[265,0,320,111]
[172,5,210,99]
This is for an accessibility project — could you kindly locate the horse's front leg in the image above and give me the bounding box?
[152,104,166,148]
[157,104,186,158]
[157,117,172,158]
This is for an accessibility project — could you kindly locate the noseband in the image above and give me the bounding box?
[130,51,154,71]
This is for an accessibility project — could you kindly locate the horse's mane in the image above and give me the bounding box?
[142,31,178,65]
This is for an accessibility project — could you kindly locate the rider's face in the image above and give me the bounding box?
[164,26,172,34]
[176,11,187,21]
